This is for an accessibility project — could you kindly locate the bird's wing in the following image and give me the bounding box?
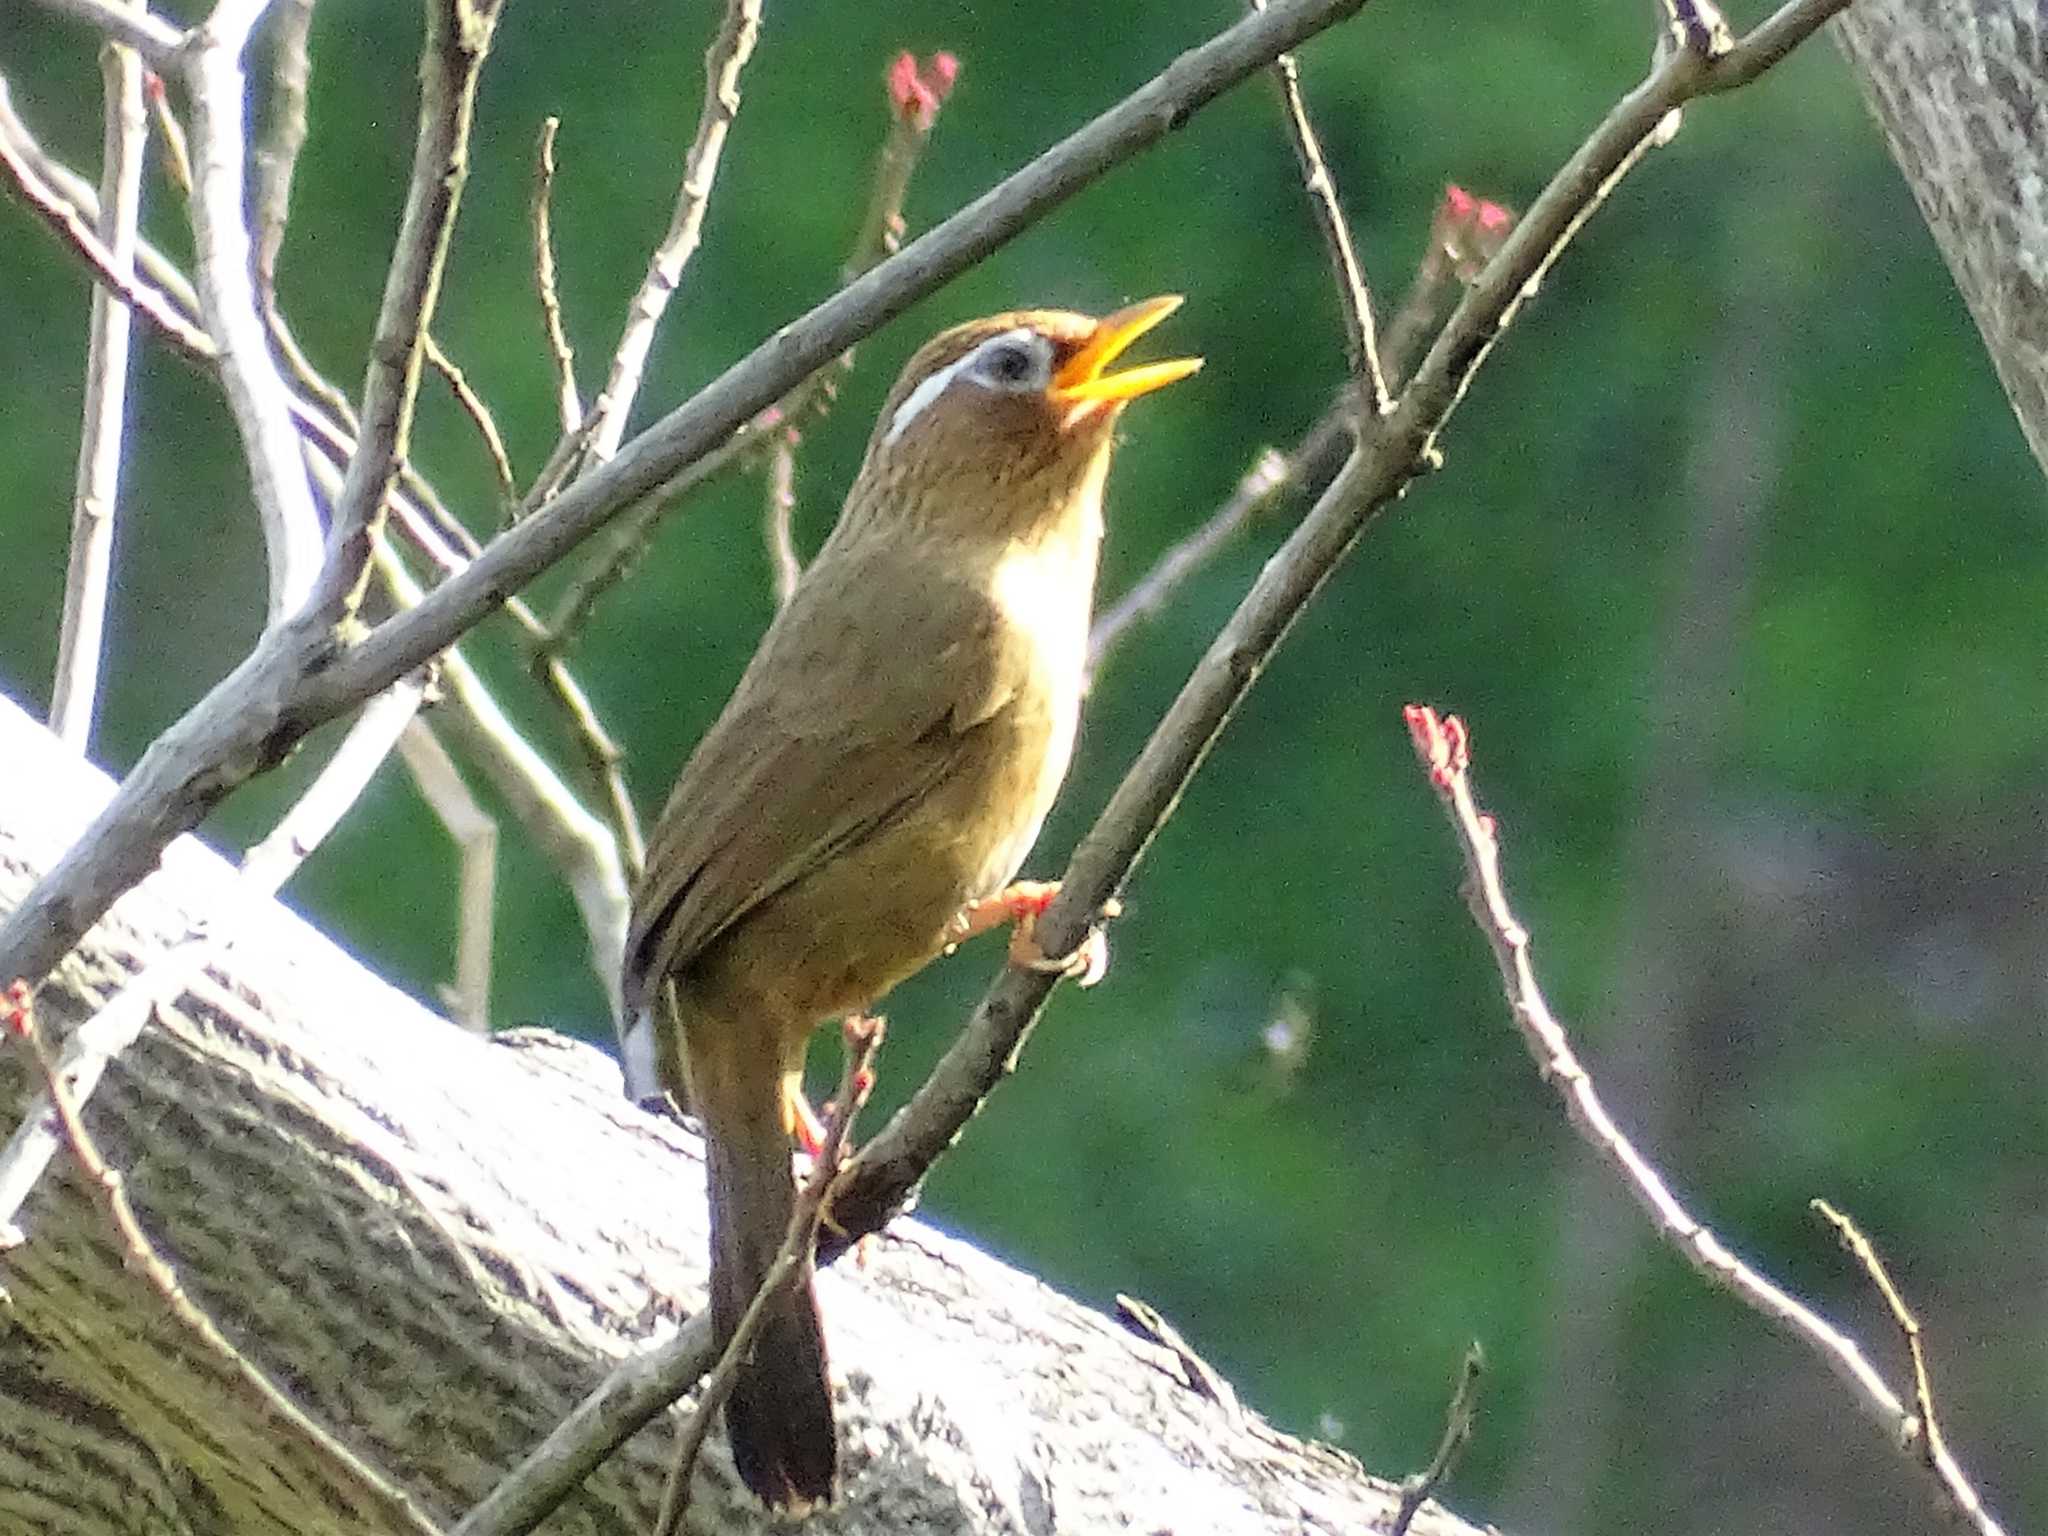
[624,547,1027,1006]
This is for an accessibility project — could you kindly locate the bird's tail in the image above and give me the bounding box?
[702,1079,837,1510]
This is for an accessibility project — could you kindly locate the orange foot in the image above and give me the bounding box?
[946,881,1118,988]
[782,1078,827,1158]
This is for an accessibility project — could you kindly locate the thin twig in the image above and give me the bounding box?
[763,428,801,607]
[1252,0,1387,415]
[652,1017,884,1536]
[530,116,581,437]
[1390,1343,1484,1536]
[447,13,1852,1531]
[1,987,449,1536]
[1811,1200,1982,1522]
[0,673,425,1246]
[0,88,215,358]
[28,0,185,62]
[182,0,325,622]
[577,0,761,468]
[395,720,498,1033]
[424,330,518,505]
[142,68,192,195]
[310,0,502,623]
[1086,235,1463,676]
[538,49,954,641]
[49,23,148,751]
[1402,704,2005,1536]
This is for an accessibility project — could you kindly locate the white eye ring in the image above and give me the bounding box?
[969,333,1050,391]
[884,327,1053,445]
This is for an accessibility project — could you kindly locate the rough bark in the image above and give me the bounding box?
[0,693,1475,1536]
[1836,0,2048,479]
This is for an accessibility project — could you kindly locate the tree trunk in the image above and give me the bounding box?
[1836,0,2048,481]
[0,693,1470,1536]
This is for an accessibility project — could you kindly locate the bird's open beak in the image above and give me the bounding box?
[1050,295,1203,405]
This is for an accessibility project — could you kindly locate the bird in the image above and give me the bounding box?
[622,296,1200,1510]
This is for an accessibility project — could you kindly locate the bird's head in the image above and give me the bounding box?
[847,296,1201,544]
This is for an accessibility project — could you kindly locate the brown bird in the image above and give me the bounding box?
[622,297,1200,1509]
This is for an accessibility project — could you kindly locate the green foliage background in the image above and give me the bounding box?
[3,2,2043,1531]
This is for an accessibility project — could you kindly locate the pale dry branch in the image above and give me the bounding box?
[1085,228,1465,679]
[143,68,193,194]
[531,115,581,437]
[3,985,448,1536]
[49,26,148,751]
[425,330,518,505]
[182,0,326,622]
[578,0,761,468]
[396,720,498,1033]
[540,49,955,646]
[1811,1199,1998,1533]
[0,673,424,1239]
[29,0,185,62]
[1253,0,1387,414]
[455,10,1853,1527]
[310,0,501,622]
[1403,704,2005,1536]
[763,428,801,607]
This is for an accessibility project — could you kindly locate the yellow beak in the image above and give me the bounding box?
[1050,294,1203,405]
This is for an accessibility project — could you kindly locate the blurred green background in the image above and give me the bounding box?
[3,2,2042,1531]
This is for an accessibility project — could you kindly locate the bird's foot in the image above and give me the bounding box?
[947,881,1119,988]
[783,1080,828,1158]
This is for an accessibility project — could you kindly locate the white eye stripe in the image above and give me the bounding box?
[884,327,1047,446]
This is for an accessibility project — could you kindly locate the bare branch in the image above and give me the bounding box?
[2,985,448,1536]
[0,81,213,359]
[310,0,502,623]
[1390,1343,1485,1536]
[424,330,518,505]
[1252,0,1387,414]
[579,0,762,467]
[49,29,148,750]
[0,673,424,1236]
[181,0,326,622]
[1811,1199,1999,1534]
[396,720,498,1033]
[1087,216,1472,674]
[763,427,801,607]
[1402,704,2007,1536]
[28,0,185,62]
[530,115,580,437]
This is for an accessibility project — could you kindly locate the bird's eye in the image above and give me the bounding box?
[977,337,1043,389]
